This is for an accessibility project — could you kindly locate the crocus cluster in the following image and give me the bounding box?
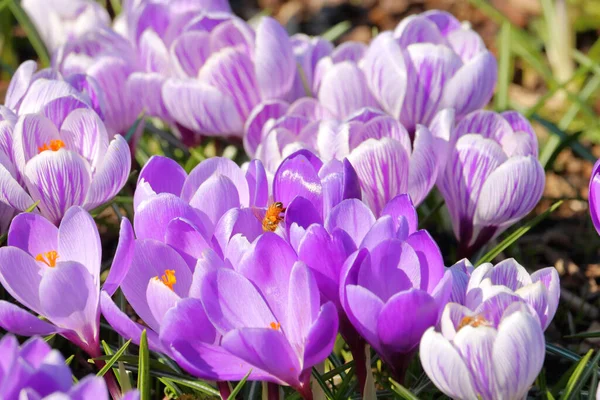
[421,258,560,399]
[0,334,139,400]
[0,0,567,399]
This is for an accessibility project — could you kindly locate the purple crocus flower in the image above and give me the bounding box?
[0,106,19,233]
[54,28,143,138]
[0,64,131,224]
[362,10,497,134]
[0,207,131,358]
[121,0,294,142]
[167,233,338,399]
[330,196,452,381]
[589,159,600,235]
[436,110,545,257]
[420,300,544,400]
[449,258,560,330]
[21,0,110,53]
[134,155,267,229]
[0,334,115,400]
[286,34,334,100]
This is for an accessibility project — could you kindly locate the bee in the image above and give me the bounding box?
[262,202,286,232]
[457,315,491,331]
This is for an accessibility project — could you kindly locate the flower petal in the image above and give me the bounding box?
[59,108,109,173]
[408,125,438,205]
[162,78,243,136]
[344,284,384,350]
[273,153,322,216]
[0,301,59,336]
[243,100,289,157]
[7,212,58,258]
[134,155,187,210]
[530,267,560,329]
[326,198,375,246]
[347,138,410,216]
[0,246,43,313]
[25,150,92,224]
[160,298,217,349]
[303,302,339,369]
[255,17,296,100]
[5,60,37,110]
[58,206,101,285]
[84,135,131,210]
[103,217,134,296]
[189,175,241,225]
[182,157,249,206]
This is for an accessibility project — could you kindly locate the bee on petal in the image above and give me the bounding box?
[260,202,286,232]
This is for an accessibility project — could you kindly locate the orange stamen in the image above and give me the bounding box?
[154,269,176,291]
[269,322,281,330]
[457,315,491,331]
[38,139,65,153]
[35,250,59,267]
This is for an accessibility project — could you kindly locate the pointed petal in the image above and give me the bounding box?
[326,198,375,246]
[182,157,249,205]
[408,125,438,205]
[222,328,302,386]
[0,247,43,313]
[474,156,544,229]
[7,212,58,257]
[318,62,378,119]
[189,175,241,225]
[0,301,58,336]
[347,138,410,216]
[344,284,384,350]
[530,267,560,329]
[162,78,243,136]
[441,51,497,119]
[24,150,91,224]
[58,206,101,285]
[84,135,131,209]
[273,153,322,215]
[59,109,109,173]
[303,302,338,369]
[243,100,289,158]
[103,218,134,296]
[285,262,320,351]
[5,60,37,110]
[134,155,187,210]
[160,297,217,349]
[255,17,296,100]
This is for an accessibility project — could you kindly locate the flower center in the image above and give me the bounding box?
[457,315,491,331]
[38,140,65,153]
[269,322,281,330]
[35,250,59,267]
[154,269,176,291]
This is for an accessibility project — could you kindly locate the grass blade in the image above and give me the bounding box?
[476,200,563,266]
[495,21,512,111]
[7,0,50,67]
[138,330,150,400]
[389,378,420,400]
[228,370,251,400]
[322,21,351,42]
[96,339,131,377]
[562,349,599,400]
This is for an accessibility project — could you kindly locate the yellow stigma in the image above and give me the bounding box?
[38,139,65,153]
[457,315,491,331]
[35,250,59,267]
[269,321,281,330]
[154,269,176,291]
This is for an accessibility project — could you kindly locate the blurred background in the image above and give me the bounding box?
[1,0,600,380]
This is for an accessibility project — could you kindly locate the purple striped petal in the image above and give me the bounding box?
[474,156,544,229]
[254,17,295,100]
[139,29,171,74]
[318,62,378,119]
[199,48,260,120]
[59,108,108,173]
[127,72,169,120]
[162,78,243,136]
[400,44,462,131]
[24,150,91,224]
[13,114,61,176]
[245,159,268,208]
[5,60,37,110]
[347,138,410,216]
[441,51,497,119]
[243,100,289,157]
[171,31,211,77]
[394,15,447,47]
[408,125,438,205]
[84,135,131,210]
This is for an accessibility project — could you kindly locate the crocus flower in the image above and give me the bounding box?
[0,106,18,233]
[335,196,452,381]
[122,0,295,142]
[286,34,334,100]
[0,207,131,358]
[420,300,544,400]
[436,110,544,257]
[21,0,110,53]
[54,28,143,138]
[0,100,130,224]
[4,60,104,121]
[449,258,560,330]
[589,159,600,236]
[167,233,338,399]
[362,10,497,134]
[0,334,114,400]
[134,155,267,228]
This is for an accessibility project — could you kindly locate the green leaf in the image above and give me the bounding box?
[65,354,75,366]
[320,361,355,381]
[322,21,351,42]
[97,340,131,377]
[109,0,121,14]
[228,370,251,400]
[138,330,150,400]
[125,112,146,143]
[25,200,40,213]
[562,349,600,400]
[389,378,420,400]
[535,115,597,168]
[495,21,512,111]
[476,200,563,266]
[311,367,335,399]
[564,331,600,339]
[6,0,50,67]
